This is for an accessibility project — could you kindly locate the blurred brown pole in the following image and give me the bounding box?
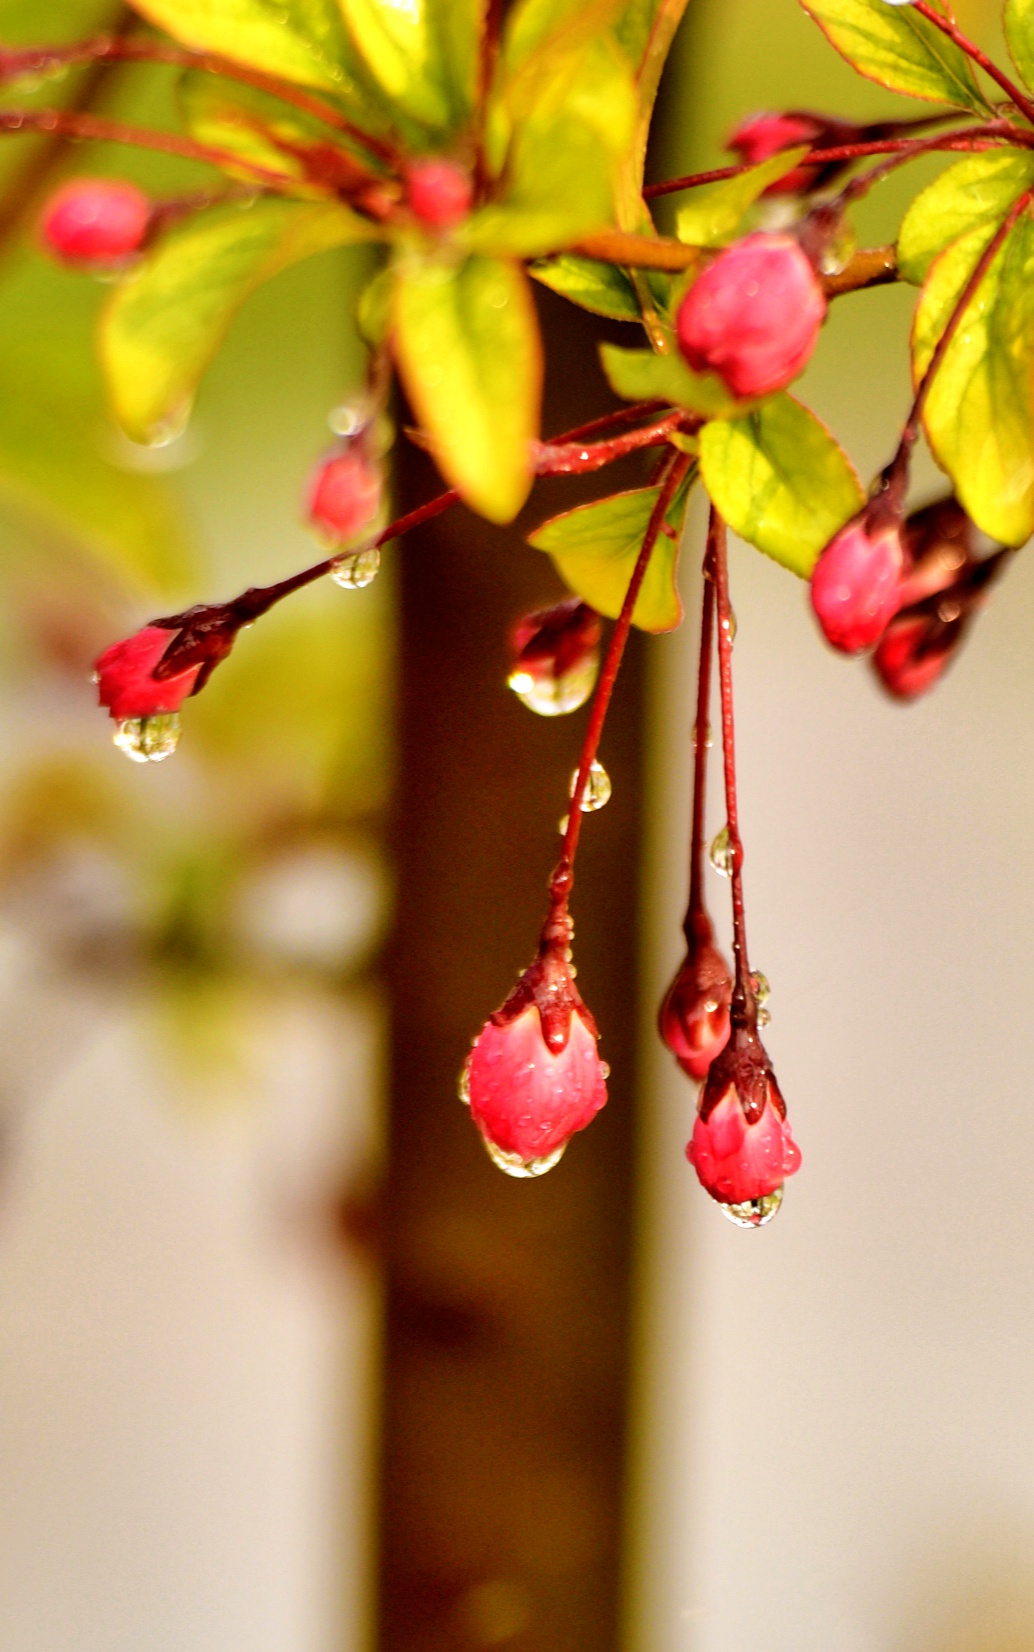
[377,288,648,1652]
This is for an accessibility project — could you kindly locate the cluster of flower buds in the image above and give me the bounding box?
[726,108,943,200]
[508,598,601,716]
[460,898,608,1177]
[40,177,152,269]
[676,231,827,399]
[811,482,1006,696]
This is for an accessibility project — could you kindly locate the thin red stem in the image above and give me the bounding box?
[912,2,1034,128]
[0,36,399,165]
[0,107,298,190]
[687,541,715,924]
[642,126,1031,199]
[835,122,1018,207]
[710,507,753,1021]
[551,453,691,897]
[532,411,694,475]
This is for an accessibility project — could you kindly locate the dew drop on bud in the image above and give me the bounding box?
[331,545,381,589]
[709,823,733,876]
[722,1185,784,1227]
[750,970,770,1006]
[482,1137,567,1179]
[113,713,181,764]
[569,759,612,812]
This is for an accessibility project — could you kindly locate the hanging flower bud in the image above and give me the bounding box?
[810,509,906,654]
[306,443,384,547]
[896,494,975,608]
[405,159,473,229]
[40,178,151,269]
[687,1020,801,1225]
[94,603,243,762]
[727,110,838,195]
[873,547,1008,701]
[462,905,608,1177]
[676,233,826,399]
[659,910,732,1080]
[508,598,601,716]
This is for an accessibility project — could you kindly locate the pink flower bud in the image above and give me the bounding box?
[687,1025,801,1223]
[727,111,828,194]
[659,913,732,1080]
[676,234,826,399]
[94,625,201,722]
[810,514,905,654]
[508,598,601,716]
[306,446,383,546]
[462,916,607,1177]
[405,159,473,229]
[40,178,150,268]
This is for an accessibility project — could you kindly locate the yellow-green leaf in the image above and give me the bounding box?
[1006,0,1034,96]
[127,0,361,93]
[699,395,863,577]
[800,0,990,111]
[393,254,541,522]
[600,341,736,417]
[675,149,811,248]
[530,254,642,319]
[912,214,1034,545]
[528,481,690,631]
[338,0,483,131]
[101,200,373,444]
[897,150,1034,284]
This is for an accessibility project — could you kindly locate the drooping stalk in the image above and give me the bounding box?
[687,540,716,926]
[709,507,755,1027]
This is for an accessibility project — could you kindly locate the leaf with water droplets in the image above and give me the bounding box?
[101,199,374,446]
[800,0,990,112]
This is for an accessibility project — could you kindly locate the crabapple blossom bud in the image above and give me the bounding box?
[687,1022,801,1223]
[810,511,905,654]
[873,547,1008,701]
[462,911,608,1177]
[40,178,150,268]
[659,911,732,1080]
[676,233,826,399]
[727,111,874,196]
[405,159,473,229]
[508,598,601,716]
[94,625,201,722]
[306,445,384,546]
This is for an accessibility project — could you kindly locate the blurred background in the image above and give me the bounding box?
[0,1,1031,1650]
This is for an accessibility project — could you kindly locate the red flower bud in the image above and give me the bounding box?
[508,598,601,716]
[810,513,905,654]
[727,111,828,193]
[405,159,473,229]
[40,178,150,268]
[687,1023,801,1224]
[873,546,1008,701]
[676,233,826,399]
[659,912,732,1080]
[462,913,608,1177]
[94,625,201,722]
[306,445,384,547]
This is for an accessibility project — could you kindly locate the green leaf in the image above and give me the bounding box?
[600,341,737,417]
[392,254,541,522]
[1006,0,1034,96]
[338,0,483,131]
[912,214,1034,545]
[675,149,811,247]
[101,199,373,445]
[699,396,863,577]
[179,70,362,189]
[127,0,364,95]
[897,150,1034,284]
[466,108,622,256]
[0,367,194,597]
[612,0,690,227]
[799,0,990,111]
[530,254,642,319]
[528,481,690,632]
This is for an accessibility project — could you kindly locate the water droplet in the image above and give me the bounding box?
[457,1059,471,1106]
[113,713,181,764]
[721,606,737,644]
[507,654,597,716]
[600,1061,610,1080]
[709,824,733,876]
[757,1007,771,1028]
[558,813,570,835]
[482,1137,566,1178]
[570,759,611,812]
[750,971,770,1006]
[691,720,713,751]
[818,220,858,277]
[722,1185,784,1227]
[328,401,365,437]
[331,545,381,589]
